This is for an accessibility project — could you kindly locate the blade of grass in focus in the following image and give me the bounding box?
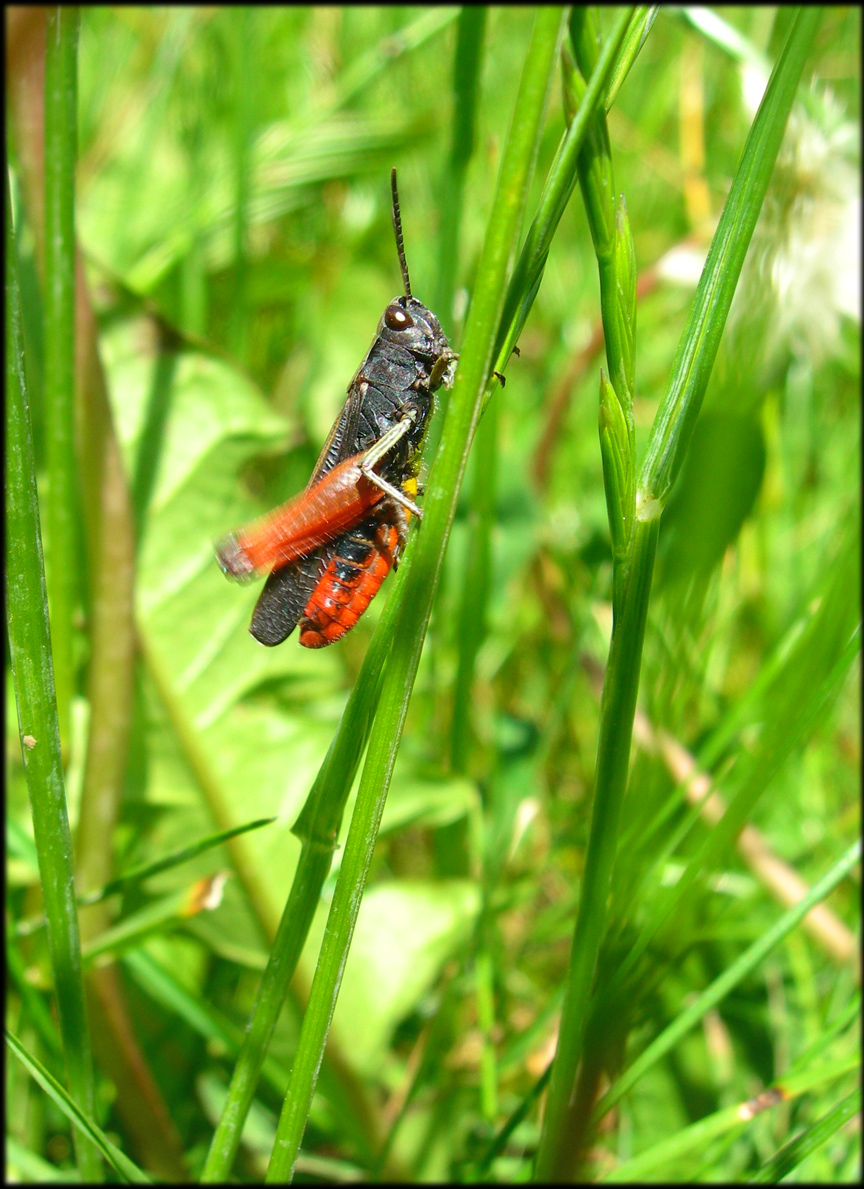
[264,9,567,1180]
[200,607,395,1180]
[6,167,102,1183]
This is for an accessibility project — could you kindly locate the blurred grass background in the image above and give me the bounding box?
[6,6,860,1182]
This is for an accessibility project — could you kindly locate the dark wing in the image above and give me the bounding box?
[249,545,336,646]
[305,372,367,485]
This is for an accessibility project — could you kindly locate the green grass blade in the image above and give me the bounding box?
[79,887,196,962]
[264,10,566,1180]
[449,389,498,772]
[492,5,636,378]
[449,6,642,772]
[6,1027,149,1184]
[86,817,275,902]
[200,607,394,1181]
[434,4,487,331]
[6,168,102,1183]
[476,1062,552,1177]
[536,511,659,1179]
[535,10,823,1178]
[604,5,658,110]
[749,1085,862,1183]
[15,817,275,933]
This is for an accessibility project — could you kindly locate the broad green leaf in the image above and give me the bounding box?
[301,879,481,1076]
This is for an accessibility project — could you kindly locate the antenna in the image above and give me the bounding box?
[390,167,412,298]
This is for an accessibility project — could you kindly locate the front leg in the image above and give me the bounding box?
[429,348,459,390]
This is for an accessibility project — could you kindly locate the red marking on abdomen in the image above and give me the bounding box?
[299,520,399,648]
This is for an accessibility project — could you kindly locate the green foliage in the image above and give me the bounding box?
[6,6,859,1183]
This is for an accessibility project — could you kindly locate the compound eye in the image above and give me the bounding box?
[384,303,414,331]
